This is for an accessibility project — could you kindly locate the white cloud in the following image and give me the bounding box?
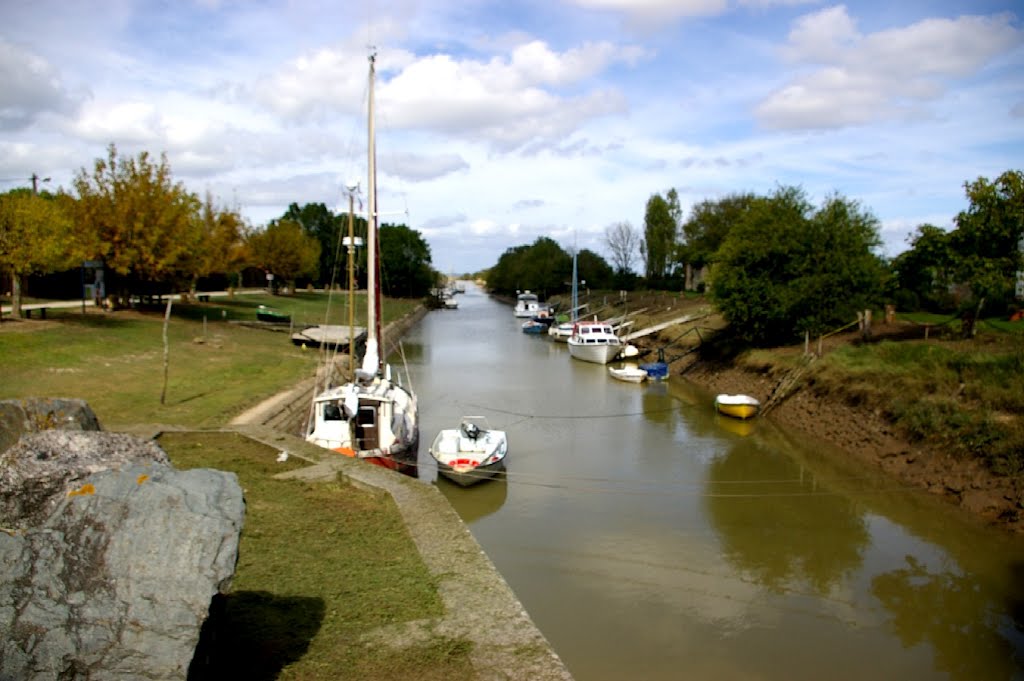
[379,42,642,151]
[71,99,164,145]
[757,7,1024,129]
[470,218,502,236]
[0,39,82,130]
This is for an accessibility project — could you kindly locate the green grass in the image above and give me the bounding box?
[162,431,473,681]
[804,332,1024,474]
[0,291,422,430]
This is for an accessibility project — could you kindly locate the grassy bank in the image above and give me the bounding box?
[163,431,473,681]
[741,324,1024,474]
[0,290,419,429]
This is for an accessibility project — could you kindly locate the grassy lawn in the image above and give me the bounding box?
[162,431,473,681]
[0,291,421,430]
[2,293,473,678]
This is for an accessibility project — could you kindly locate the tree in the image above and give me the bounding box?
[603,221,642,275]
[281,201,357,288]
[643,192,677,284]
[247,218,320,292]
[0,189,80,318]
[710,186,883,346]
[190,192,247,292]
[948,170,1024,319]
[677,192,756,291]
[890,224,954,312]
[485,237,571,298]
[576,248,615,290]
[73,144,202,301]
[678,192,756,270]
[379,223,434,297]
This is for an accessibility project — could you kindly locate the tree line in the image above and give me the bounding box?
[0,145,439,317]
[489,169,1023,347]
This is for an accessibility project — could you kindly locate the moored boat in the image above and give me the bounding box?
[522,319,547,334]
[608,364,648,383]
[257,305,290,324]
[548,320,573,342]
[429,416,508,486]
[639,361,669,380]
[640,349,669,380]
[714,394,760,420]
[567,319,623,365]
[514,290,548,318]
[304,53,419,471]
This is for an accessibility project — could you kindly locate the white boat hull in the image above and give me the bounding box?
[568,341,621,364]
[430,418,508,487]
[609,365,647,383]
[306,377,419,469]
[548,323,572,342]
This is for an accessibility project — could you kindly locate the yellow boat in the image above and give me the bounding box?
[714,394,760,420]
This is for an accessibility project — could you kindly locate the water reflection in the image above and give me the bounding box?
[438,473,508,523]
[873,556,1024,681]
[704,438,869,595]
[714,412,757,438]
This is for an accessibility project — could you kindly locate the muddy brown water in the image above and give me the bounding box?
[396,282,1024,681]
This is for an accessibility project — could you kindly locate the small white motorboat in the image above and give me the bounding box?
[714,394,761,420]
[429,416,508,486]
[608,365,648,383]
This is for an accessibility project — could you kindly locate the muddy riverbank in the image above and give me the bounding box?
[663,338,1024,534]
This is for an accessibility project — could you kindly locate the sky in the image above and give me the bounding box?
[2,0,1022,275]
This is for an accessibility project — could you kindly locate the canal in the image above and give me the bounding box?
[398,282,1024,681]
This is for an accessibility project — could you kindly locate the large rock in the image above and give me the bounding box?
[0,430,169,529]
[0,398,102,455]
[0,430,245,680]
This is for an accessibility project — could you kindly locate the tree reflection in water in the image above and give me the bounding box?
[704,438,869,595]
[872,555,1024,681]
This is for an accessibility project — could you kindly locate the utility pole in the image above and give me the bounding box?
[30,173,50,195]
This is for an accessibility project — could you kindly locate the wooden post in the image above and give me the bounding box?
[160,299,173,405]
[804,330,809,355]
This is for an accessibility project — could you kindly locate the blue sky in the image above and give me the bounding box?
[2,0,1022,274]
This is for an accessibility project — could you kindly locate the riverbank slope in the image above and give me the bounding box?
[613,293,1024,534]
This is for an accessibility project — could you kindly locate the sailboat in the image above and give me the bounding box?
[304,53,419,470]
[548,249,581,342]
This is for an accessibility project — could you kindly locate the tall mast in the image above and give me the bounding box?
[362,52,383,377]
[571,248,578,321]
